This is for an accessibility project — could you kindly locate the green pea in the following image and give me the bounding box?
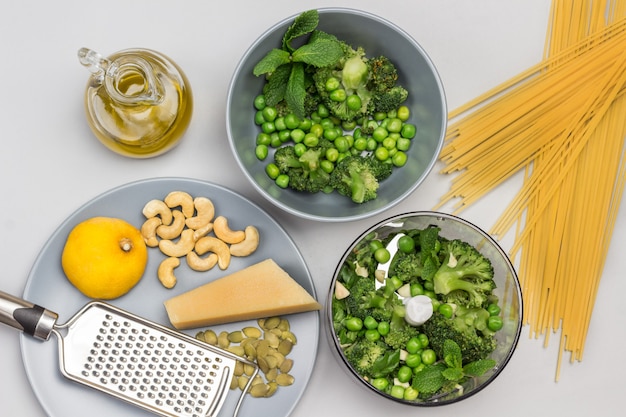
[405,353,422,368]
[374,146,389,161]
[325,77,340,91]
[274,116,287,131]
[403,387,419,401]
[298,118,312,131]
[366,138,378,151]
[397,366,413,383]
[354,137,368,151]
[278,130,291,142]
[438,303,454,319]
[345,317,363,332]
[387,109,398,119]
[320,159,334,174]
[372,126,388,142]
[405,337,422,354]
[387,118,403,133]
[310,123,324,138]
[261,121,276,134]
[401,123,417,139]
[330,89,347,102]
[421,349,437,365]
[364,316,378,330]
[392,151,408,167]
[255,144,268,160]
[488,315,504,331]
[390,385,405,399]
[410,282,424,296]
[369,239,384,251]
[284,113,300,130]
[487,303,502,316]
[290,128,305,143]
[417,334,429,349]
[364,329,381,342]
[254,110,265,125]
[373,111,387,121]
[317,104,330,119]
[397,105,410,121]
[374,247,391,263]
[382,136,396,150]
[256,132,271,146]
[346,94,362,111]
[261,106,277,122]
[269,133,282,148]
[294,143,307,157]
[275,174,289,189]
[396,137,411,152]
[377,321,390,336]
[371,377,389,391]
[265,163,280,179]
[323,128,339,141]
[342,120,357,131]
[334,136,350,153]
[253,95,266,110]
[397,235,415,253]
[303,134,319,148]
[326,147,339,162]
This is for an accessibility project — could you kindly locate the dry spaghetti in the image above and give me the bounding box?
[435,0,626,380]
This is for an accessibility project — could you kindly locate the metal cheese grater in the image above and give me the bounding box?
[0,290,258,417]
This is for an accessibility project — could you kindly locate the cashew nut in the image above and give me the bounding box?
[192,222,214,241]
[186,250,219,272]
[229,225,260,257]
[143,199,173,226]
[185,197,215,230]
[156,210,186,240]
[164,191,195,218]
[140,217,162,247]
[158,257,180,288]
[195,236,231,270]
[158,229,196,258]
[213,215,245,244]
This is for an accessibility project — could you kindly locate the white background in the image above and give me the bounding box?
[1,1,624,416]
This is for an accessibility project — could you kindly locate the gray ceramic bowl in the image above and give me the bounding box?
[226,8,446,222]
[326,212,523,405]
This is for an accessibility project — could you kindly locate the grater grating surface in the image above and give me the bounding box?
[52,301,257,417]
[0,290,258,417]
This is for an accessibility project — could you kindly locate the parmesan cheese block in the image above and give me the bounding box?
[164,258,321,329]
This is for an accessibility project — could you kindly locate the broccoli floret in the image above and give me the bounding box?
[389,251,424,282]
[329,155,392,203]
[421,311,497,365]
[343,273,403,322]
[384,305,420,350]
[273,145,331,193]
[343,338,389,376]
[432,239,496,308]
[372,86,409,113]
[367,56,400,94]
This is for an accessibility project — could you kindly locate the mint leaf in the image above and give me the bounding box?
[253,49,291,76]
[412,363,446,395]
[285,62,306,119]
[309,29,339,43]
[463,359,496,377]
[292,38,344,67]
[441,367,464,382]
[263,64,291,106]
[283,9,319,52]
[370,349,400,378]
[443,339,463,370]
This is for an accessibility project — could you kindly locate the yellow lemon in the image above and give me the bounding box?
[61,216,148,299]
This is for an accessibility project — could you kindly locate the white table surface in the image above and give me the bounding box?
[1,1,624,416]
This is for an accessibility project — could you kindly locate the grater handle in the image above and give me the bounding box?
[0,290,58,341]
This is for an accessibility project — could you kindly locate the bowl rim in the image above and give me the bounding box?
[324,210,524,406]
[226,8,448,222]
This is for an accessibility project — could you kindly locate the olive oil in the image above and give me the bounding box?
[80,48,193,158]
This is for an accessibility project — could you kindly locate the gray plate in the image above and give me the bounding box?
[20,177,319,417]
